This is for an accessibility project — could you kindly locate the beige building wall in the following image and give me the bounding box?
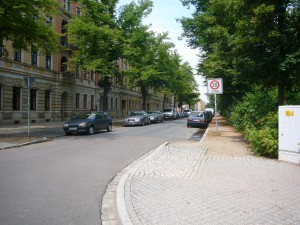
[0,1,163,125]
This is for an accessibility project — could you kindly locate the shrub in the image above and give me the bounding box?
[226,87,278,158]
[246,112,278,158]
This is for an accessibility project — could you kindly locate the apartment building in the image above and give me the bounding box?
[0,0,164,125]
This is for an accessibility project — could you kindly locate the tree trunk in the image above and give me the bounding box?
[98,76,111,112]
[141,85,148,111]
[103,88,109,112]
[162,94,167,110]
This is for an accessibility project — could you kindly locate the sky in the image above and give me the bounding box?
[117,0,208,103]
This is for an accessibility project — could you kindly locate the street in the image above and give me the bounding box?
[0,118,201,225]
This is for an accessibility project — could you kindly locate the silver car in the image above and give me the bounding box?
[187,111,208,129]
[147,111,164,123]
[123,111,151,126]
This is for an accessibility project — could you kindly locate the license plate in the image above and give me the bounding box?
[69,127,77,131]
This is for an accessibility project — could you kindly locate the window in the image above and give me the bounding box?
[46,53,52,70]
[61,56,68,72]
[115,98,118,110]
[30,89,37,110]
[0,43,4,58]
[111,98,113,110]
[61,20,68,47]
[91,95,94,110]
[0,85,2,110]
[75,67,80,77]
[76,6,81,15]
[84,71,88,79]
[91,70,95,80]
[13,49,21,62]
[45,90,51,110]
[76,93,80,109]
[83,94,87,109]
[31,46,38,66]
[46,16,53,26]
[63,0,70,12]
[13,87,21,110]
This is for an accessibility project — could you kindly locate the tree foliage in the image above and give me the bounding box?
[67,0,123,111]
[118,0,199,110]
[0,0,59,52]
[180,0,300,110]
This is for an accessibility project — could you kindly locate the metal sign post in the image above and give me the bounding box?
[214,94,218,132]
[24,77,35,139]
[207,78,223,133]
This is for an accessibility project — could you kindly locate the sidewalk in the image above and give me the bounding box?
[101,116,300,225]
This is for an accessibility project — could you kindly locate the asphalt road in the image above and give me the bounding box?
[0,118,202,225]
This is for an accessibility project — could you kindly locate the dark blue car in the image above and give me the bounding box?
[63,111,112,135]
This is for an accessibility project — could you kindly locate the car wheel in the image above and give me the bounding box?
[88,126,95,135]
[107,124,112,132]
[65,132,71,135]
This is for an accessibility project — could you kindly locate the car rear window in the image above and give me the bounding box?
[190,112,204,117]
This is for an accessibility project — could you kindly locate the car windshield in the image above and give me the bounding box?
[190,112,204,117]
[129,112,143,116]
[163,109,172,112]
[147,112,157,115]
[74,112,96,120]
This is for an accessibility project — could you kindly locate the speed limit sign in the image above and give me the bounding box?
[207,78,223,94]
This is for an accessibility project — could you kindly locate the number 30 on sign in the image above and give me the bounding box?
[207,78,223,94]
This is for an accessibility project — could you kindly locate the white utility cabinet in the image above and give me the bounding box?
[278,105,300,164]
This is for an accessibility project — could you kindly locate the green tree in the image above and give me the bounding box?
[67,0,123,111]
[180,0,300,110]
[118,0,158,110]
[176,62,200,109]
[118,0,199,111]
[0,0,59,52]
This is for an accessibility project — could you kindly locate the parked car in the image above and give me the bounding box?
[162,108,177,120]
[205,108,215,117]
[178,111,185,118]
[123,111,151,126]
[187,111,208,129]
[204,110,213,123]
[63,111,112,135]
[147,111,164,123]
[183,109,192,117]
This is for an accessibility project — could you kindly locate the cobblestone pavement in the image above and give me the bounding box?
[122,145,300,225]
[101,116,300,225]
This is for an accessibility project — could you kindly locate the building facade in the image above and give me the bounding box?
[0,0,165,126]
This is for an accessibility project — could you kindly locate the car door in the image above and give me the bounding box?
[95,112,103,131]
[102,112,110,129]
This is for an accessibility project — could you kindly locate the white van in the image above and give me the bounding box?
[162,108,177,120]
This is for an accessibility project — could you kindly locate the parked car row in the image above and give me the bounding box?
[63,108,206,135]
[162,107,186,120]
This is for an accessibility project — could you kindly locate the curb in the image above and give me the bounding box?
[0,137,49,150]
[100,142,169,225]
[100,126,211,225]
